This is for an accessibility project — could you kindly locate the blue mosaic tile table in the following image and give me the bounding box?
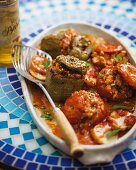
[0,0,136,169]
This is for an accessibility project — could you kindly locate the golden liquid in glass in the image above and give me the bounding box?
[0,0,20,67]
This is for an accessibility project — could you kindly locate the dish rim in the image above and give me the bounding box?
[25,21,136,150]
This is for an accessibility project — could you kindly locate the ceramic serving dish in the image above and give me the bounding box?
[20,22,136,165]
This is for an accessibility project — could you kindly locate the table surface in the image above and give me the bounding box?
[0,0,136,169]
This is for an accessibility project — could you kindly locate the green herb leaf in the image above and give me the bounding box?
[41,109,53,121]
[86,63,92,68]
[115,54,122,62]
[43,60,50,68]
[92,45,96,51]
[123,58,127,64]
[112,105,129,110]
[106,128,121,139]
[90,88,94,93]
[99,72,105,77]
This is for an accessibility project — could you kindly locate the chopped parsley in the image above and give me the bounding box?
[106,128,121,139]
[86,63,92,68]
[99,72,105,77]
[115,54,122,62]
[112,105,129,110]
[43,60,50,68]
[90,88,94,93]
[41,109,53,121]
[123,58,127,64]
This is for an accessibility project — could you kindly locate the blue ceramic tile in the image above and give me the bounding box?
[0,140,4,147]
[23,132,34,141]
[22,37,30,43]
[123,151,135,161]
[121,31,129,36]
[3,155,15,165]
[51,151,62,156]
[16,88,23,96]
[29,33,37,37]
[11,108,25,117]
[21,112,32,122]
[11,81,21,89]
[24,152,35,161]
[52,167,62,170]
[3,138,12,144]
[7,68,16,73]
[14,159,27,169]
[0,78,9,86]
[37,29,43,33]
[13,148,25,157]
[0,67,6,71]
[113,154,123,164]
[20,103,28,110]
[47,156,59,165]
[13,97,24,105]
[129,35,136,40]
[115,164,127,170]
[18,144,26,150]
[114,27,121,32]
[0,151,6,160]
[0,89,5,98]
[5,103,16,112]
[32,148,42,154]
[36,154,47,163]
[104,25,111,29]
[0,97,10,106]
[0,105,8,113]
[9,127,20,135]
[7,91,18,99]
[2,144,14,153]
[26,162,38,170]
[8,75,18,82]
[36,137,48,146]
[61,158,72,166]
[0,121,8,129]
[2,85,13,92]
[127,161,136,169]
[9,114,19,120]
[39,165,50,170]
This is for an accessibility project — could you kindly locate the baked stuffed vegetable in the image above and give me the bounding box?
[45,55,88,101]
[40,29,92,60]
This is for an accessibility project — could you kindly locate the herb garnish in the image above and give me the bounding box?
[86,63,92,68]
[115,54,122,62]
[111,105,129,110]
[41,109,53,121]
[99,72,105,77]
[90,88,94,93]
[43,60,50,68]
[123,58,127,64]
[106,128,121,139]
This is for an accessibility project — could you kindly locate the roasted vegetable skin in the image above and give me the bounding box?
[56,55,88,75]
[45,56,87,101]
[40,34,61,58]
[45,70,84,101]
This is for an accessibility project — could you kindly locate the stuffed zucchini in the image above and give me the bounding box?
[45,55,88,101]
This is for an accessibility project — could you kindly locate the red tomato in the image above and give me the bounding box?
[96,66,132,101]
[117,63,136,89]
